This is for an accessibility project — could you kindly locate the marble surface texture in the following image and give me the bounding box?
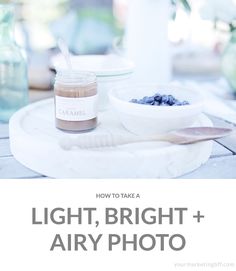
[9,99,213,178]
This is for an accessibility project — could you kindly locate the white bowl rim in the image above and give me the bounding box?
[51,54,135,77]
[109,84,204,112]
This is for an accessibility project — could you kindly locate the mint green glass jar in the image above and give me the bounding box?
[222,31,236,94]
[0,3,28,122]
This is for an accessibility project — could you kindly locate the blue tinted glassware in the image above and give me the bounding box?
[222,30,236,94]
[0,3,28,122]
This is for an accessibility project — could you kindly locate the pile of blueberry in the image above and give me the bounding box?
[130,93,190,106]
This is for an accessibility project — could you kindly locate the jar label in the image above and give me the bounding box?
[55,95,98,121]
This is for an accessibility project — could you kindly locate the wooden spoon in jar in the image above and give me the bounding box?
[59,127,233,150]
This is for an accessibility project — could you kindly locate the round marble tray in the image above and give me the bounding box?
[9,99,213,178]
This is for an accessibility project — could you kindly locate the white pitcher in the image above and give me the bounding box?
[125,0,171,84]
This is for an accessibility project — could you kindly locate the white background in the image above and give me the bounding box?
[0,179,235,271]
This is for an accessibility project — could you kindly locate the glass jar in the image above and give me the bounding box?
[54,70,98,132]
[222,30,236,93]
[0,4,28,122]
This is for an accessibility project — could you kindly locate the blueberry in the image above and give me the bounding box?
[139,100,146,104]
[161,95,169,104]
[154,94,162,102]
[130,93,189,107]
[174,101,183,106]
[167,95,175,105]
[146,97,155,103]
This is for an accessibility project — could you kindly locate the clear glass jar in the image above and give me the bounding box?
[54,70,98,132]
[222,30,236,93]
[0,4,28,122]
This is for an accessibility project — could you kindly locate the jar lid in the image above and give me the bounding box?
[55,70,96,86]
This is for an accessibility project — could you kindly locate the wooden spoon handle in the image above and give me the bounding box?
[59,133,152,150]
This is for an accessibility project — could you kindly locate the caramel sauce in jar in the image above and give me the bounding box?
[54,71,98,132]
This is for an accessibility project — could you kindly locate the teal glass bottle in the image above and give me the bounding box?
[0,3,28,122]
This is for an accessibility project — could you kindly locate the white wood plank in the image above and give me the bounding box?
[0,124,9,139]
[1,155,235,179]
[181,156,236,179]
[209,115,236,154]
[0,139,11,157]
[211,141,233,158]
[0,157,43,179]
[216,134,236,154]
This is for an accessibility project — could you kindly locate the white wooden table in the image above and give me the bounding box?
[1,88,236,179]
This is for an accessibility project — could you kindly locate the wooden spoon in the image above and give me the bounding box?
[59,127,233,150]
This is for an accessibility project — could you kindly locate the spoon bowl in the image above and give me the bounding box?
[165,127,233,145]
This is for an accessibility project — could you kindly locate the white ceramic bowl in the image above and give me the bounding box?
[51,54,134,110]
[109,84,204,135]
